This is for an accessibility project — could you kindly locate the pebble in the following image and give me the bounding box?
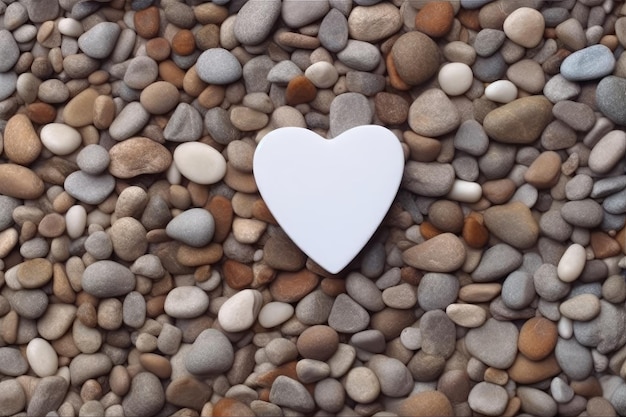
[560,44,616,81]
[218,289,263,332]
[408,88,460,137]
[122,372,164,416]
[196,48,242,85]
[173,141,227,184]
[483,202,539,249]
[0,379,25,416]
[234,0,281,45]
[398,391,454,416]
[468,381,509,416]
[484,79,518,103]
[269,375,315,413]
[27,376,69,417]
[560,293,601,321]
[391,31,440,86]
[483,95,553,144]
[588,130,626,174]
[329,92,372,137]
[402,232,466,273]
[465,318,519,369]
[517,386,558,417]
[417,273,459,311]
[166,208,214,247]
[164,103,203,142]
[164,286,209,319]
[503,7,545,48]
[596,76,626,125]
[108,101,150,141]
[78,22,121,59]
[82,260,136,298]
[185,329,234,375]
[328,293,370,333]
[348,3,402,42]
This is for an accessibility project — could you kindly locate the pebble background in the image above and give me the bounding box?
[2,0,626,416]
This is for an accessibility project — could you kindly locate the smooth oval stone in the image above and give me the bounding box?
[438,62,473,96]
[173,142,227,184]
[408,88,460,137]
[0,72,17,101]
[164,286,209,319]
[0,164,44,199]
[561,44,615,81]
[258,301,295,328]
[402,233,466,273]
[483,96,553,144]
[337,39,381,72]
[26,338,58,377]
[39,123,82,155]
[78,21,121,59]
[557,243,587,282]
[485,80,518,103]
[76,144,110,175]
[185,329,234,375]
[64,171,115,205]
[108,102,150,141]
[82,260,136,297]
[163,103,203,142]
[588,130,626,174]
[596,76,626,125]
[166,208,215,247]
[233,0,281,45]
[122,372,165,416]
[196,48,242,84]
[218,289,263,332]
[109,137,172,178]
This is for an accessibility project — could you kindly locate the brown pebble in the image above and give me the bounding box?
[53,263,76,303]
[523,151,562,189]
[403,131,441,162]
[507,353,561,384]
[256,361,298,388]
[63,88,99,127]
[482,178,516,204]
[194,24,220,50]
[224,164,258,194]
[386,52,411,91]
[398,391,454,417]
[275,32,320,49]
[145,37,171,61]
[26,102,57,124]
[176,243,223,267]
[571,376,603,397]
[370,308,416,340]
[1,310,18,344]
[457,8,481,31]
[428,200,464,233]
[159,60,186,88]
[172,29,196,56]
[194,3,229,24]
[206,195,233,243]
[4,114,42,165]
[463,212,489,249]
[296,325,339,361]
[590,231,621,259]
[17,258,53,289]
[223,259,254,289]
[414,1,455,38]
[76,302,98,328]
[420,222,442,240]
[320,277,346,297]
[93,95,115,130]
[109,137,172,178]
[198,85,225,109]
[517,317,558,361]
[252,199,277,225]
[37,213,66,237]
[139,353,172,379]
[213,398,254,417]
[165,376,212,411]
[263,230,307,271]
[285,75,317,106]
[134,6,160,39]
[375,92,409,125]
[270,269,319,303]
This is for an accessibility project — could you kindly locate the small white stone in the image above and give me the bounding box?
[258,301,295,328]
[58,18,84,37]
[26,338,58,377]
[40,123,82,155]
[446,303,487,328]
[164,286,210,319]
[232,218,267,244]
[65,205,87,239]
[484,80,518,103]
[558,316,573,339]
[438,62,473,96]
[557,243,586,282]
[400,327,421,350]
[446,179,482,203]
[304,61,339,89]
[218,289,263,332]
[173,142,227,185]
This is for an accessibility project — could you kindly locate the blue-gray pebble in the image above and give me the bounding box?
[196,48,242,85]
[560,44,615,81]
[166,208,215,247]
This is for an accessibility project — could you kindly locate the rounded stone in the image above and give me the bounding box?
[164,286,209,319]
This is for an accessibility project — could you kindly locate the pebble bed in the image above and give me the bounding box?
[4,0,626,416]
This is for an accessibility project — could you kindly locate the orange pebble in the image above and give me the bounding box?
[285,75,317,105]
[171,29,196,56]
[415,1,455,38]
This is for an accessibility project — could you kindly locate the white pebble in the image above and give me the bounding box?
[65,205,87,239]
[58,18,84,37]
[40,123,82,155]
[258,301,295,328]
[557,243,586,282]
[218,289,263,332]
[446,179,482,203]
[558,316,573,339]
[304,61,339,89]
[26,338,58,377]
[173,142,227,185]
[484,80,518,103]
[164,286,210,319]
[400,327,421,350]
[438,62,473,96]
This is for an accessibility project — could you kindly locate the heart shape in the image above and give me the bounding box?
[253,125,405,274]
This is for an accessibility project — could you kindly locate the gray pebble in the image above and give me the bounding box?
[76,144,110,175]
[282,0,329,27]
[329,92,372,137]
[204,107,241,145]
[0,379,25,416]
[472,243,523,282]
[0,196,19,231]
[267,60,303,84]
[233,0,281,45]
[345,272,384,312]
[84,231,113,259]
[367,354,413,397]
[185,329,234,375]
[82,260,136,298]
[539,209,573,241]
[123,291,146,329]
[533,263,570,302]
[454,119,489,156]
[295,289,334,325]
[123,56,158,90]
[402,161,455,196]
[6,289,48,319]
[0,30,19,72]
[108,101,150,141]
[0,347,28,376]
[603,187,626,214]
[611,383,626,415]
[243,55,274,93]
[473,29,505,57]
[122,372,165,416]
[63,54,100,79]
[543,7,570,26]
[346,71,385,96]
[510,183,538,208]
[597,76,626,125]
[573,300,626,354]
[591,175,626,198]
[420,309,456,358]
[196,48,242,85]
[417,273,459,311]
[64,171,115,205]
[561,44,615,81]
[565,174,593,200]
[472,52,506,82]
[130,254,164,280]
[78,22,121,59]
[478,142,516,180]
[452,154,479,181]
[270,376,316,413]
[543,74,581,103]
[164,103,203,142]
[4,2,28,30]
[314,378,345,413]
[465,318,518,369]
[337,40,381,72]
[319,8,349,52]
[296,359,330,384]
[265,338,298,366]
[468,382,509,416]
[376,267,401,290]
[360,241,385,278]
[27,376,69,416]
[552,100,596,131]
[20,237,48,258]
[328,293,370,333]
[166,208,215,247]
[561,199,604,228]
[350,329,385,353]
[0,72,17,101]
[555,337,593,380]
[517,387,558,417]
[501,271,535,310]
[22,0,59,22]
[141,195,172,231]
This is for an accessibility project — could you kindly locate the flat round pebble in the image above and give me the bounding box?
[173,142,227,184]
[166,208,215,247]
[164,286,209,319]
[196,48,242,85]
[438,62,473,96]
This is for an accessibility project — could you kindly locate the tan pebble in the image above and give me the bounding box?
[93,95,115,129]
[370,308,416,340]
[76,302,98,328]
[80,379,103,402]
[590,231,621,258]
[169,185,191,210]
[483,96,553,144]
[483,202,539,250]
[194,24,220,50]
[270,269,319,303]
[4,114,42,165]
[176,243,223,267]
[182,66,207,97]
[375,92,409,125]
[445,303,487,328]
[503,7,545,49]
[1,310,18,344]
[458,283,501,303]
[159,60,186,88]
[63,88,99,127]
[507,353,561,384]
[0,164,44,199]
[275,31,320,49]
[223,259,254,290]
[140,81,179,115]
[587,397,617,416]
[398,391,454,416]
[139,353,172,379]
[165,376,212,411]
[296,325,339,361]
[198,84,225,109]
[109,365,130,396]
[482,178,516,204]
[230,106,269,131]
[171,29,196,55]
[108,137,172,179]
[403,131,441,162]
[484,367,509,385]
[232,218,267,244]
[134,6,160,39]
[518,317,558,361]
[252,199,277,225]
[263,230,307,271]
[206,195,233,243]
[224,164,258,193]
[194,3,229,24]
[391,31,440,86]
[110,217,148,261]
[402,233,466,273]
[52,263,76,304]
[38,213,66,237]
[523,151,562,189]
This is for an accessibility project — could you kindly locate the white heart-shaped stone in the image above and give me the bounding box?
[253,125,404,274]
